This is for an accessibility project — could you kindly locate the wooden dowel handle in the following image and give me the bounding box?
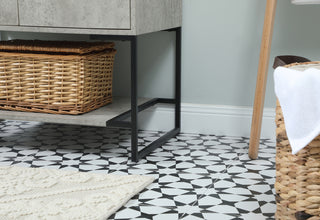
[249,0,278,159]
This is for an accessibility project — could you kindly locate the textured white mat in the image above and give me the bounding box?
[0,166,154,219]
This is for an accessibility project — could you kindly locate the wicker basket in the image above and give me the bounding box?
[275,62,320,220]
[0,40,116,115]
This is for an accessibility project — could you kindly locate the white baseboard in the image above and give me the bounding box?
[139,103,276,140]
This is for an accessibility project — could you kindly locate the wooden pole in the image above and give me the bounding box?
[249,0,277,159]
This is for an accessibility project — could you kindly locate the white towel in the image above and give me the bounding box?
[274,66,320,154]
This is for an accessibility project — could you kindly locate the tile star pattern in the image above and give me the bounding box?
[0,120,276,219]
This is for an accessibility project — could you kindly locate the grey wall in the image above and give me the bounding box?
[181,0,320,108]
[2,0,320,108]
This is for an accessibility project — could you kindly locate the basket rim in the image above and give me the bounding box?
[0,40,115,55]
[285,61,320,68]
[0,49,116,60]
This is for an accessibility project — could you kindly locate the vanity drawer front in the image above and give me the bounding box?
[18,0,131,29]
[0,0,18,25]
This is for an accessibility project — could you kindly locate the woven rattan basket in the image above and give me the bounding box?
[0,40,116,115]
[275,61,320,220]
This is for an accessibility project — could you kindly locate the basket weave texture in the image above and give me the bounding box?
[275,62,320,220]
[0,40,116,115]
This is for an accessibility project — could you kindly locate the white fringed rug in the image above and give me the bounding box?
[0,166,154,219]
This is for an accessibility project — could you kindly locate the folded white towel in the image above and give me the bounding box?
[274,66,320,154]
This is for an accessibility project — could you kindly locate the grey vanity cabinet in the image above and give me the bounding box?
[0,0,182,162]
[0,0,182,35]
[0,0,18,25]
[18,0,131,29]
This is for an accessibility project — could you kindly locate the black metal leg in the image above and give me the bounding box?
[134,28,181,161]
[91,28,181,162]
[130,36,139,162]
[175,27,181,130]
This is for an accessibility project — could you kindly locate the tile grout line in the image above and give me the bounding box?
[181,141,248,218]
[180,141,248,219]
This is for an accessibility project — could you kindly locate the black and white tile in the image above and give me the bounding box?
[0,120,276,219]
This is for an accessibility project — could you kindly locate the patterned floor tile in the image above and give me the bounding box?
[0,120,277,219]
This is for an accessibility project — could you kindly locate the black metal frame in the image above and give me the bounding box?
[91,27,181,162]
